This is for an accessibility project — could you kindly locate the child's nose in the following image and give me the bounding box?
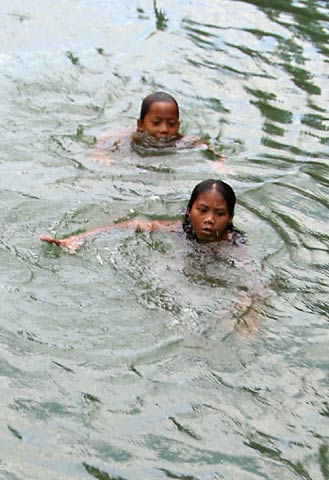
[205,213,215,224]
[159,122,168,133]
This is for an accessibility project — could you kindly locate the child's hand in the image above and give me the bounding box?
[89,147,114,165]
[40,235,83,254]
[210,159,235,175]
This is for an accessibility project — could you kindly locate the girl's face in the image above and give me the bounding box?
[137,101,179,138]
[187,188,233,243]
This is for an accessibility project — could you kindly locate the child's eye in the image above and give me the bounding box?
[216,211,225,216]
[198,207,207,213]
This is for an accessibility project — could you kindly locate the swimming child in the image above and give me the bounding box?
[91,92,224,163]
[40,180,265,333]
[135,91,181,141]
[40,179,244,253]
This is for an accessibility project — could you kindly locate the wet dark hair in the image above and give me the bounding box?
[139,91,179,122]
[182,179,236,241]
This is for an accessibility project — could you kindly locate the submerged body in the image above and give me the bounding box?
[39,179,267,333]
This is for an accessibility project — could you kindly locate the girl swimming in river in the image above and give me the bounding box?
[91,92,223,162]
[40,179,244,253]
[40,180,264,333]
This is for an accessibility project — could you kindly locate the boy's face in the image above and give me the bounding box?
[137,101,179,138]
[188,189,233,243]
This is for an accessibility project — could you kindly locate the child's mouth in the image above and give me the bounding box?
[201,227,214,236]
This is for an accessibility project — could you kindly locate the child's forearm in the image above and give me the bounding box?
[40,219,178,253]
[40,220,137,253]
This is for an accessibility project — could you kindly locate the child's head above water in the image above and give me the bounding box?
[183,179,236,243]
[137,91,180,139]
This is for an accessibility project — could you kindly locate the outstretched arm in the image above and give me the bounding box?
[187,136,236,174]
[187,136,225,159]
[40,219,179,253]
[89,130,132,165]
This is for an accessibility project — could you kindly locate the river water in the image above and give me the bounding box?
[1,1,328,479]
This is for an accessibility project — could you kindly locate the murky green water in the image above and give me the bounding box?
[1,1,328,479]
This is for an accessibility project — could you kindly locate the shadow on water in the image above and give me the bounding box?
[243,0,329,90]
[153,0,168,31]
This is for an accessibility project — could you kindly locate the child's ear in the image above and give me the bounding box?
[137,118,143,132]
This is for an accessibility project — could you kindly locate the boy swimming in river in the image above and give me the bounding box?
[40,179,244,253]
[135,91,181,142]
[91,92,224,162]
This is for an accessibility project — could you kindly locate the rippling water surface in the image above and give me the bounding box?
[1,1,328,479]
